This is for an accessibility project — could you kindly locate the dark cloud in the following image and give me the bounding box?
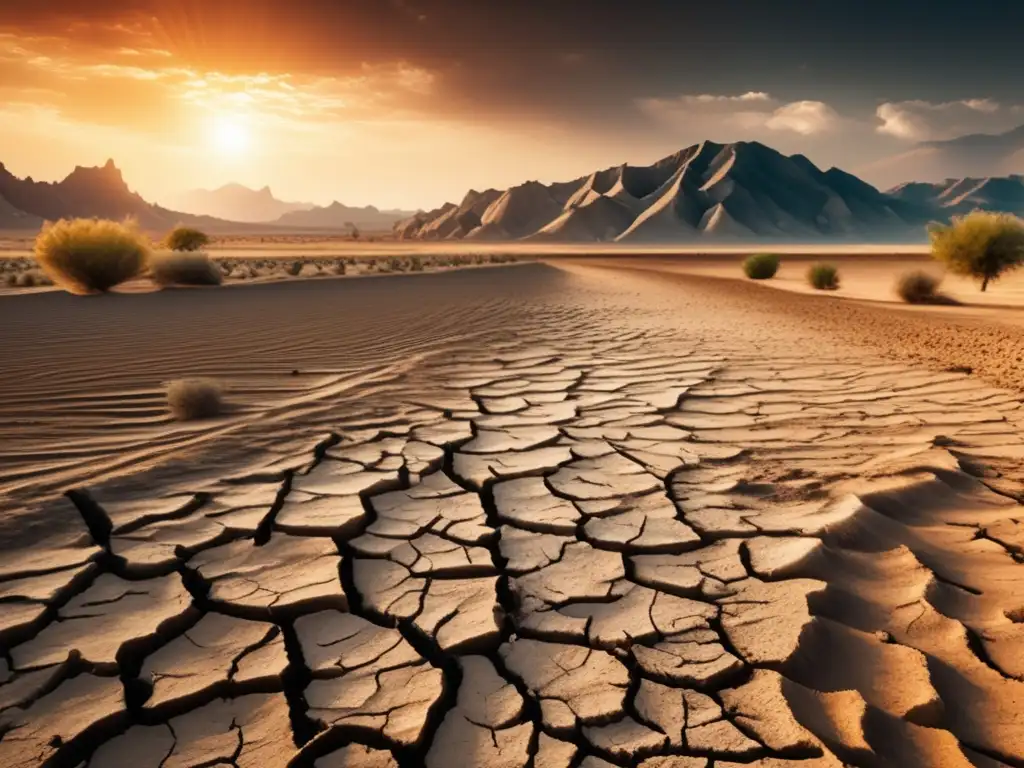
[5,0,1024,120]
[2,0,1023,177]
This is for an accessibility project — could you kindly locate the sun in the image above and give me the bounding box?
[209,115,251,156]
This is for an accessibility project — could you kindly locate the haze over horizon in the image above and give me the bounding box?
[2,0,1023,211]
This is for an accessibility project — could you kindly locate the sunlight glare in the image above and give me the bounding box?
[209,114,251,156]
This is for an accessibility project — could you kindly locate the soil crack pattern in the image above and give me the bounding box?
[3,318,1024,767]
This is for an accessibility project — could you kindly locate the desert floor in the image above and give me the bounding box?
[0,259,1022,767]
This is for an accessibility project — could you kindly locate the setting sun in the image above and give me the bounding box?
[209,115,251,156]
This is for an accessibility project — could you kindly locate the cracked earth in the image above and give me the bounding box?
[1,262,1023,767]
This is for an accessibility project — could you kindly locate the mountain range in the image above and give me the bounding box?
[5,139,1024,241]
[273,200,417,230]
[169,185,415,229]
[888,175,1024,217]
[0,161,417,233]
[396,140,936,243]
[860,124,1024,191]
[0,160,250,232]
[168,184,315,223]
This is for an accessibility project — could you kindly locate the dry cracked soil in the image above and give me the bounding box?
[0,261,1023,768]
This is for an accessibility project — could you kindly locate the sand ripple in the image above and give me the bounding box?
[0,263,1022,766]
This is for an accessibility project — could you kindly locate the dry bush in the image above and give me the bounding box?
[164,226,210,252]
[896,270,944,304]
[34,217,150,294]
[166,378,225,421]
[285,261,302,276]
[928,211,1024,291]
[150,251,223,286]
[742,253,780,280]
[807,263,839,290]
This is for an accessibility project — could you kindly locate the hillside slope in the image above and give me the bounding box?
[397,140,933,243]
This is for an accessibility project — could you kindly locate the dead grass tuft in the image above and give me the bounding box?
[166,378,225,421]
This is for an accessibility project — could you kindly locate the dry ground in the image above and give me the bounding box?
[0,260,1022,767]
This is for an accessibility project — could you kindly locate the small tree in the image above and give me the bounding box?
[165,225,210,252]
[928,211,1024,292]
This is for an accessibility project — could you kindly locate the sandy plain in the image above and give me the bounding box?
[0,256,1022,767]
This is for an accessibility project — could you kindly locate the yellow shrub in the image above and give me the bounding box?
[34,218,151,294]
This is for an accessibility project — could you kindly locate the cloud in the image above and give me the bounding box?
[637,92,840,137]
[875,99,1023,142]
[764,100,839,135]
[0,30,443,139]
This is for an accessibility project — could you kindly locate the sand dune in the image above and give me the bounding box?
[1,262,1023,766]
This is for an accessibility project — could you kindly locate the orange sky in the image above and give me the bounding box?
[2,2,1022,210]
[0,7,644,210]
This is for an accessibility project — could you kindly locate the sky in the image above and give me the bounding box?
[1,0,1023,210]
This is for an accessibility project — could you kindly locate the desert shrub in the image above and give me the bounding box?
[896,270,941,303]
[928,211,1024,291]
[164,226,210,252]
[16,271,36,287]
[4,273,16,287]
[166,378,225,421]
[807,263,839,290]
[286,260,302,276]
[742,253,780,280]
[410,256,423,272]
[150,251,223,286]
[34,217,150,294]
[388,256,404,272]
[332,261,347,275]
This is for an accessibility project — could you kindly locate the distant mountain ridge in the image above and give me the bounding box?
[0,160,254,232]
[0,161,414,234]
[273,200,417,231]
[860,124,1024,191]
[396,140,935,243]
[6,148,1024,241]
[888,175,1024,217]
[169,184,315,223]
